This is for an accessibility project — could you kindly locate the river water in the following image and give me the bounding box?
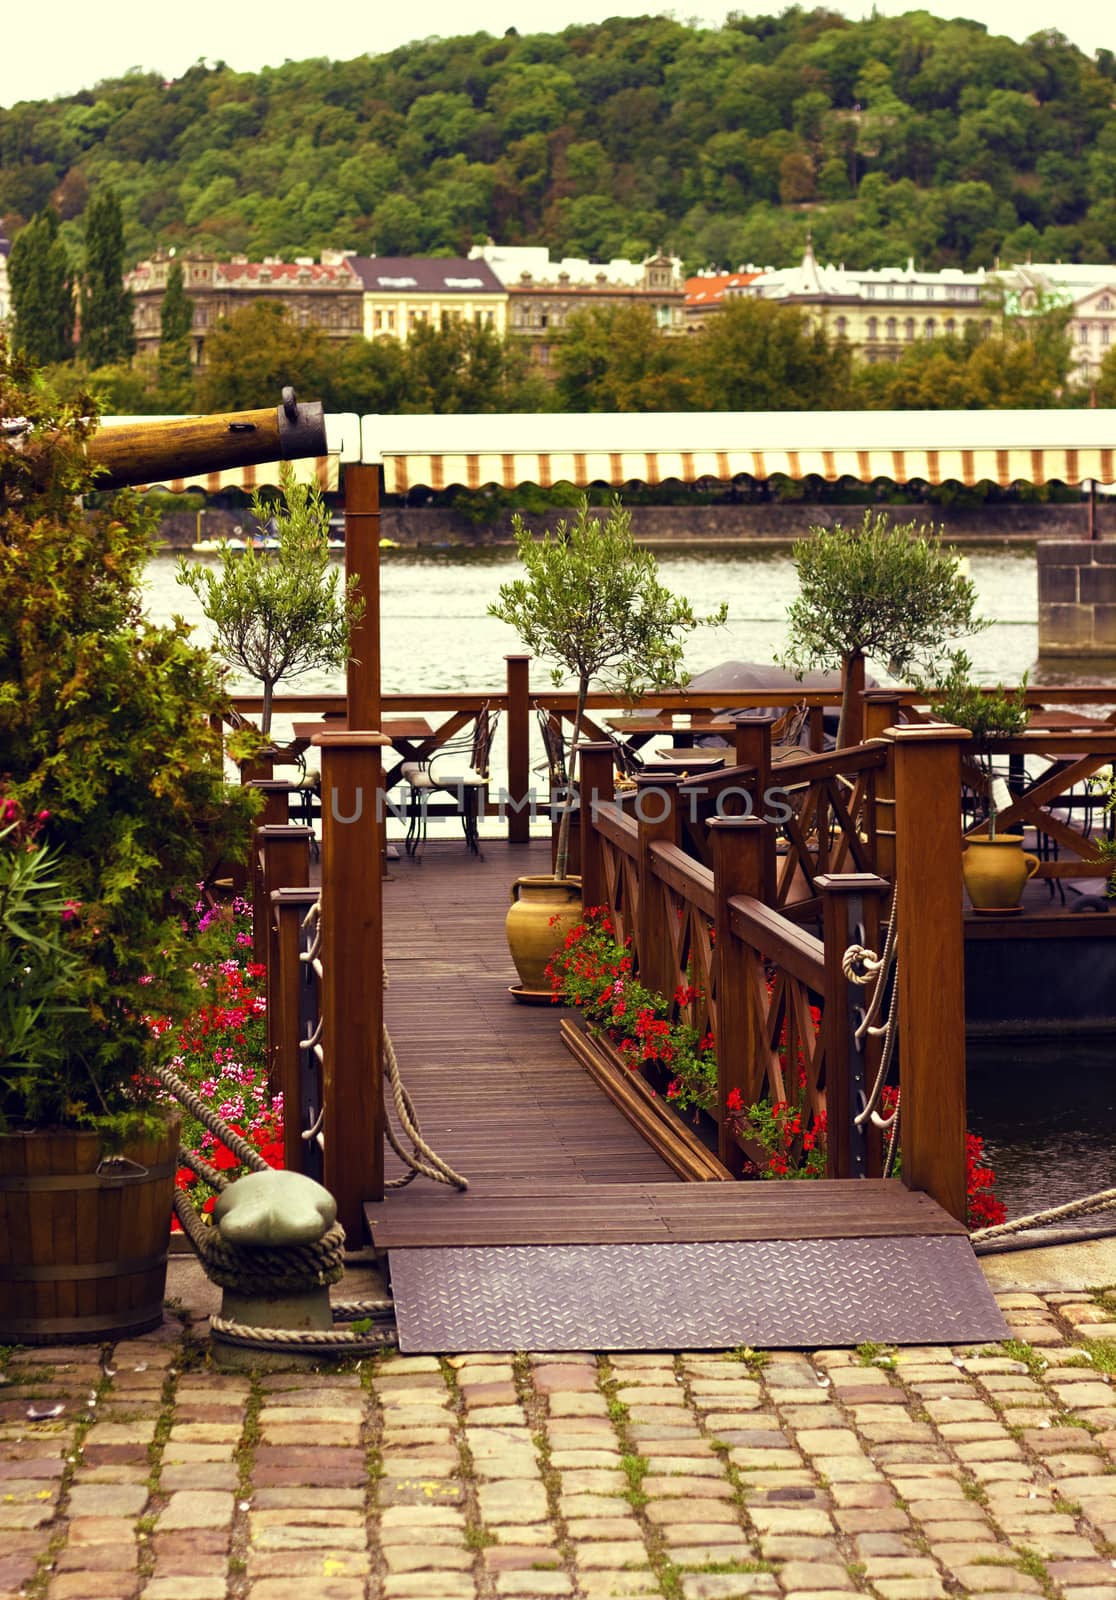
[146,543,1116,1226]
[147,540,1103,700]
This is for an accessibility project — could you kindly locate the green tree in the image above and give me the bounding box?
[554,305,696,411]
[782,510,986,745]
[1096,344,1116,407]
[0,335,257,1127]
[690,297,851,410]
[489,495,726,879]
[80,187,135,367]
[196,300,330,411]
[8,209,74,365]
[176,465,362,734]
[157,259,195,411]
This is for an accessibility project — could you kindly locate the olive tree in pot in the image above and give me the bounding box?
[781,510,985,747]
[0,337,257,1343]
[177,464,362,752]
[489,494,726,997]
[926,652,1035,913]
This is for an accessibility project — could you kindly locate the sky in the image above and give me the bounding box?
[1,0,1112,108]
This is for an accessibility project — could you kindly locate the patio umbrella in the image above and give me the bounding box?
[683,660,878,745]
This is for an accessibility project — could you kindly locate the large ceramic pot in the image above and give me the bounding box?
[962,834,1040,915]
[506,875,582,999]
[0,1115,179,1345]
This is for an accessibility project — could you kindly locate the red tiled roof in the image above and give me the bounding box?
[684,271,763,308]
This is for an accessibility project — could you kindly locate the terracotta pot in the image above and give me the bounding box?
[506,874,582,995]
[962,834,1040,914]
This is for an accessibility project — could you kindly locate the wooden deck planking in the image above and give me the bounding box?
[382,839,673,1191]
[368,1177,965,1247]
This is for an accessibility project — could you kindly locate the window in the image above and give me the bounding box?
[1101,297,1112,311]
[906,284,915,299]
[836,315,848,337]
[867,316,878,341]
[1102,325,1111,346]
[866,283,876,299]
[925,285,936,300]
[924,318,936,338]
[1079,323,1091,343]
[886,317,897,340]
[886,284,895,299]
[905,317,915,341]
[945,318,956,336]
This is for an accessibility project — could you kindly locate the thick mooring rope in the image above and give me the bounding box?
[840,882,900,1164]
[972,1187,1116,1243]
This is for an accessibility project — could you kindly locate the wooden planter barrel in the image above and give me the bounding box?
[0,1116,179,1345]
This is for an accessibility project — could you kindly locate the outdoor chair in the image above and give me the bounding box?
[400,704,499,858]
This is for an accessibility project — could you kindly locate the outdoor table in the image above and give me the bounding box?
[604,712,736,751]
[645,746,729,775]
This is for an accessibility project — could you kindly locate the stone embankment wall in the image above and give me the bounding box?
[1037,539,1116,656]
[156,500,1116,550]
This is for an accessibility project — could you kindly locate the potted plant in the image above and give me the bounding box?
[489,494,725,996]
[926,651,1036,914]
[176,465,363,742]
[0,337,257,1342]
[781,510,986,746]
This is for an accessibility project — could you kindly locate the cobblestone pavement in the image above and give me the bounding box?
[8,1290,1116,1600]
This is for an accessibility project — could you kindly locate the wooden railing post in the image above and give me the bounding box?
[815,872,888,1180]
[269,887,320,1174]
[505,654,531,844]
[577,742,615,912]
[709,816,773,1175]
[313,730,390,1234]
[344,462,382,732]
[884,723,970,1222]
[635,773,680,998]
[732,713,776,813]
[247,777,295,829]
[863,692,903,884]
[253,824,311,968]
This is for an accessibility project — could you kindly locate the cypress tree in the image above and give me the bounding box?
[157,259,195,410]
[81,187,135,367]
[8,210,75,365]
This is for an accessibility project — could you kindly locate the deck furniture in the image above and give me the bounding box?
[399,704,499,857]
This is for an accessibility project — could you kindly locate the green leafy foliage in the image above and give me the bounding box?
[80,186,134,368]
[0,807,84,1123]
[0,335,258,1129]
[176,464,363,733]
[923,649,1028,837]
[3,16,1116,271]
[489,495,726,876]
[8,209,74,365]
[157,260,195,411]
[782,511,986,741]
[926,650,1029,741]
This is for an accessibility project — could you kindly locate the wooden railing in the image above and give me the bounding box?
[578,750,888,1180]
[251,735,387,1238]
[579,727,970,1219]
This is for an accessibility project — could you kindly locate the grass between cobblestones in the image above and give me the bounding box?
[11,1292,1116,1597]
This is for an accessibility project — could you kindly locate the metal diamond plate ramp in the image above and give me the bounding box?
[388,1237,1007,1352]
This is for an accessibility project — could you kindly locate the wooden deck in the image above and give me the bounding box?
[369,840,1008,1350]
[372,839,966,1248]
[380,838,673,1190]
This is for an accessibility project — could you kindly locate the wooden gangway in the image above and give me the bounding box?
[362,839,1005,1352]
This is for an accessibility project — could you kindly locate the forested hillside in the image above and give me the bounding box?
[2,8,1116,273]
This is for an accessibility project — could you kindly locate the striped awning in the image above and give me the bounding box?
[361,410,1116,493]
[130,454,339,494]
